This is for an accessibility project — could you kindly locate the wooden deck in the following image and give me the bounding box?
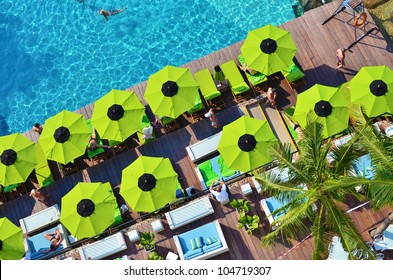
[4,1,393,260]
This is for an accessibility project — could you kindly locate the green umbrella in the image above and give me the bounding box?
[293,84,349,138]
[120,156,178,212]
[60,182,117,239]
[144,65,199,119]
[240,24,297,76]
[91,89,145,142]
[0,217,25,260]
[38,110,91,164]
[217,116,278,173]
[349,65,393,118]
[0,133,36,186]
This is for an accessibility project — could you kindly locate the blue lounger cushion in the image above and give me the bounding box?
[203,241,222,254]
[184,248,204,260]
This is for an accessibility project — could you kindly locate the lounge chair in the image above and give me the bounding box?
[327,236,349,260]
[165,196,214,230]
[220,60,252,103]
[86,119,107,164]
[373,225,393,251]
[281,60,306,89]
[197,159,220,188]
[173,220,229,260]
[187,92,206,122]
[19,204,60,234]
[238,53,269,94]
[136,114,156,145]
[78,231,127,260]
[194,68,225,109]
[160,115,180,133]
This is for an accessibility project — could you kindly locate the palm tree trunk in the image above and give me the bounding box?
[372,212,393,237]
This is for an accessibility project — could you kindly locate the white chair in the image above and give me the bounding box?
[165,251,179,260]
[241,183,253,196]
[151,219,164,233]
[127,229,141,242]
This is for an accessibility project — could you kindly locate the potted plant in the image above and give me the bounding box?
[147,251,164,260]
[139,232,156,252]
[236,213,260,235]
[230,198,250,215]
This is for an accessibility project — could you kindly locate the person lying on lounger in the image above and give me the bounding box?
[99,7,127,21]
[39,228,63,254]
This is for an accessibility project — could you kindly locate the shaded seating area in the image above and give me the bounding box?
[173,219,229,260]
[34,142,54,187]
[24,224,69,260]
[187,92,206,122]
[194,68,225,109]
[220,60,252,103]
[196,155,242,189]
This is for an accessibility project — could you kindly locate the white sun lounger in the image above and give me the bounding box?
[78,232,127,260]
[186,132,222,162]
[165,196,214,230]
[19,204,60,235]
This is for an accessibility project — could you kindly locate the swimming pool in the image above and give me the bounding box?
[0,0,300,135]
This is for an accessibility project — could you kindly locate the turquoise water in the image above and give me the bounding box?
[0,0,298,135]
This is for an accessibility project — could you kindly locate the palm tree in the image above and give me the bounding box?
[256,118,375,259]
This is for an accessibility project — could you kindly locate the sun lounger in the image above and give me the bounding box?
[238,54,269,94]
[160,115,180,133]
[173,220,229,260]
[186,131,222,162]
[281,60,306,89]
[188,92,206,122]
[164,196,214,230]
[194,68,224,108]
[197,159,220,188]
[19,204,60,234]
[86,119,106,164]
[78,231,127,260]
[220,60,252,103]
[24,224,69,260]
[373,225,393,251]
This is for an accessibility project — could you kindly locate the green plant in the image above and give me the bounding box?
[139,232,155,251]
[147,251,164,260]
[230,198,250,215]
[236,213,260,234]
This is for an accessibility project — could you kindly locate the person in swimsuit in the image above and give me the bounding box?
[336,48,346,69]
[88,127,110,151]
[99,7,127,21]
[32,123,43,134]
[39,228,63,254]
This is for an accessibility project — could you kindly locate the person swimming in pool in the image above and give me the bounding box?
[99,7,127,21]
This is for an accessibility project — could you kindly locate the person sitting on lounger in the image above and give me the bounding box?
[39,228,63,254]
[99,7,127,21]
[262,87,277,107]
[88,127,110,151]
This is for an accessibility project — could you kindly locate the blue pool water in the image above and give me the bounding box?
[0,0,299,135]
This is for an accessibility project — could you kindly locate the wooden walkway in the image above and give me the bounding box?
[4,1,393,260]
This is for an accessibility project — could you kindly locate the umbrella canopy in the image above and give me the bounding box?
[60,182,117,239]
[217,116,278,173]
[91,89,145,142]
[293,84,349,138]
[213,65,226,82]
[349,65,393,118]
[38,110,91,164]
[0,217,25,260]
[240,24,297,76]
[120,156,178,212]
[0,133,36,186]
[144,65,199,119]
